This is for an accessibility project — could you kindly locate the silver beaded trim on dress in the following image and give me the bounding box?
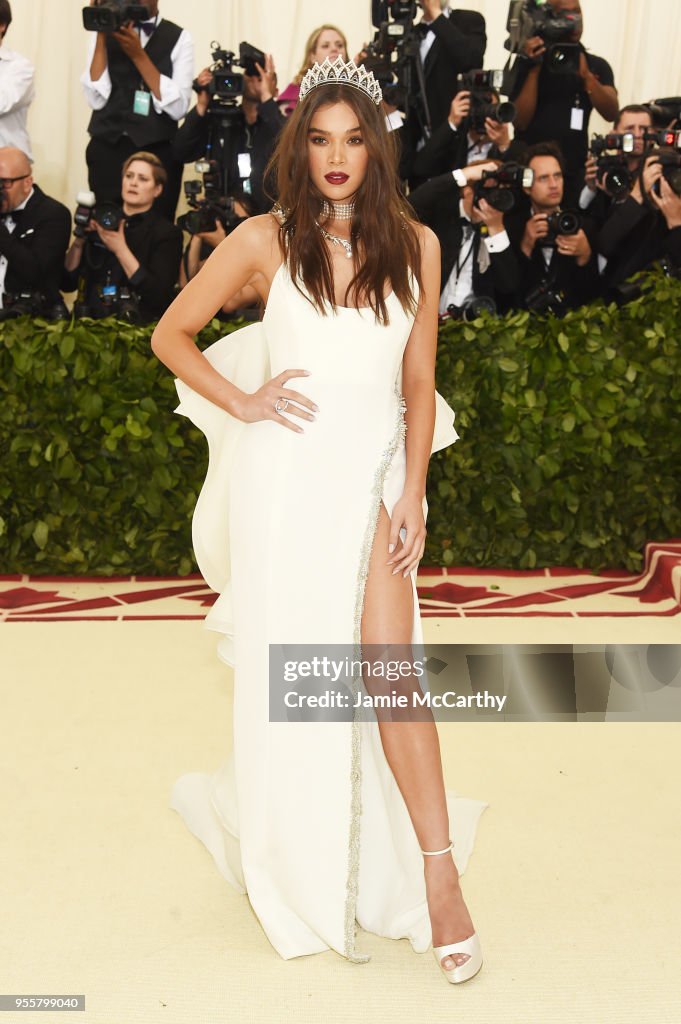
[343,382,408,964]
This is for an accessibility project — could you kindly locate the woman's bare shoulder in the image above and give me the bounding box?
[412,220,440,256]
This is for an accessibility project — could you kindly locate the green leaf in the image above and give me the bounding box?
[498,358,519,372]
[561,414,576,433]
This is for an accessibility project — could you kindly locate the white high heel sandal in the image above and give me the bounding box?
[421,839,483,984]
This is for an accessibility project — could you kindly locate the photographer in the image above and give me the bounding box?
[62,151,182,321]
[415,1,486,132]
[408,159,522,316]
[597,149,681,293]
[173,53,284,215]
[411,82,527,182]
[509,0,618,204]
[80,0,194,220]
[579,105,653,228]
[0,147,70,313]
[0,1,35,157]
[507,142,600,311]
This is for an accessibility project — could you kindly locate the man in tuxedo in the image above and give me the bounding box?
[80,0,194,220]
[408,160,522,316]
[0,147,71,312]
[506,142,600,312]
[402,0,486,182]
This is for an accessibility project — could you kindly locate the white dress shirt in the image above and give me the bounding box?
[0,47,35,159]
[419,5,450,65]
[0,186,35,307]
[80,16,194,123]
[439,189,511,314]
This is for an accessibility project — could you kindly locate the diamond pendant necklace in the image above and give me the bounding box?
[318,224,353,259]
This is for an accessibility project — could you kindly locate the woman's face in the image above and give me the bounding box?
[121,160,162,212]
[307,101,369,204]
[311,29,347,66]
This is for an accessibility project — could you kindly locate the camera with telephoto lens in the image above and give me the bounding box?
[589,134,636,198]
[505,0,581,75]
[0,290,70,321]
[440,296,498,323]
[473,163,534,212]
[649,150,681,198]
[544,209,581,245]
[456,70,516,133]
[646,97,681,130]
[82,0,150,32]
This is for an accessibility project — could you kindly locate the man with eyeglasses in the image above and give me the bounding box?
[0,1,35,158]
[0,147,71,313]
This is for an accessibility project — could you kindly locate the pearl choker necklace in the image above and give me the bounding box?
[321,198,356,221]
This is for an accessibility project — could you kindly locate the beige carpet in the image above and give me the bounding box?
[2,616,680,1024]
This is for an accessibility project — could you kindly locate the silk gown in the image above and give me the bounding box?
[169,261,488,962]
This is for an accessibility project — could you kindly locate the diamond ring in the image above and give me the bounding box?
[274,398,289,413]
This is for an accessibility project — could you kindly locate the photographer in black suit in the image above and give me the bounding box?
[507,142,600,312]
[597,149,681,294]
[408,159,521,316]
[0,146,70,315]
[412,84,527,182]
[401,1,486,182]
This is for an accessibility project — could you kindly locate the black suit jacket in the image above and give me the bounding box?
[408,171,520,311]
[505,204,602,310]
[597,196,681,290]
[402,10,486,183]
[0,185,71,301]
[411,119,528,184]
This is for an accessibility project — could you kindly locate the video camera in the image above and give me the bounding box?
[473,163,534,212]
[82,0,150,32]
[364,0,419,86]
[505,0,582,75]
[193,41,266,111]
[589,133,636,199]
[455,70,516,133]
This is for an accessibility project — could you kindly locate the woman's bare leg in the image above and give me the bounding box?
[360,502,476,971]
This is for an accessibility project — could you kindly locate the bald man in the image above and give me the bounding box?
[0,147,71,311]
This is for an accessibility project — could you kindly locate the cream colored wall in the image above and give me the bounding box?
[7,0,681,210]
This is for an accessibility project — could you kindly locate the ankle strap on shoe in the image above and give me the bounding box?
[420,839,453,856]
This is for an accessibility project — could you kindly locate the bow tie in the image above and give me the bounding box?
[415,21,434,39]
[459,216,476,233]
[1,208,22,224]
[139,20,156,37]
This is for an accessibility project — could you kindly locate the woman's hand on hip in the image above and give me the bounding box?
[234,369,318,433]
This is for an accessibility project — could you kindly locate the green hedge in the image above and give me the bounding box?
[1,269,680,576]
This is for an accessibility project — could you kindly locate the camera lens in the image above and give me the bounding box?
[557,211,580,235]
[605,169,631,198]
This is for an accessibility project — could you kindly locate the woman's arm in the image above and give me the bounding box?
[387,225,441,577]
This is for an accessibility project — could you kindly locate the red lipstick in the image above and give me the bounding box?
[325,173,349,184]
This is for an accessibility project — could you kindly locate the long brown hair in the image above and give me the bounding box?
[293,25,349,86]
[267,83,423,324]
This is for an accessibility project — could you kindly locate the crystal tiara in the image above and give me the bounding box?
[299,56,383,107]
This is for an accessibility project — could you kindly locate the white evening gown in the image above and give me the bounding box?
[169,262,488,962]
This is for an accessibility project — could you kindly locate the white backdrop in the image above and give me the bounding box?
[8,0,681,209]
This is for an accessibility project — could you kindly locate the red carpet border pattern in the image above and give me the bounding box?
[1,541,679,621]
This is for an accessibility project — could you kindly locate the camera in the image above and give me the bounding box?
[646,97,681,130]
[364,0,419,85]
[526,279,565,315]
[545,209,581,244]
[73,190,97,238]
[614,256,681,305]
[177,166,246,235]
[473,163,533,212]
[505,0,581,75]
[650,151,681,198]
[442,296,498,323]
[82,0,150,32]
[642,129,681,149]
[455,70,516,133]
[93,202,125,231]
[0,291,70,321]
[193,41,267,110]
[589,134,636,199]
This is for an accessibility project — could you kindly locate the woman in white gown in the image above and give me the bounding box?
[151,57,487,984]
